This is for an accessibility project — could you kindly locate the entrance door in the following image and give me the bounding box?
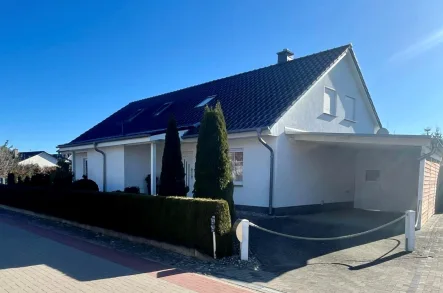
[182,151,195,197]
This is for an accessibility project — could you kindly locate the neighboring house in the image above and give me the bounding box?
[19,151,58,168]
[58,44,442,229]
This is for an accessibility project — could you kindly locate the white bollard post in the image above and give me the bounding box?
[240,219,249,261]
[405,210,416,252]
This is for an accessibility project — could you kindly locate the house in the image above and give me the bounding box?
[58,44,442,229]
[19,151,58,168]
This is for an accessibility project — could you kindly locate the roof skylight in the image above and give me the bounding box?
[154,102,172,116]
[195,95,216,108]
[126,109,145,122]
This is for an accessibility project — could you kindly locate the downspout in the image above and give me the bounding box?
[94,142,106,192]
[257,128,274,215]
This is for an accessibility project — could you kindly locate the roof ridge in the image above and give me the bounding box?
[131,44,352,104]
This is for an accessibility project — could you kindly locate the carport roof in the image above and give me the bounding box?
[285,128,431,147]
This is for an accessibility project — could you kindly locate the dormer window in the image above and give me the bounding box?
[154,102,172,116]
[195,95,216,108]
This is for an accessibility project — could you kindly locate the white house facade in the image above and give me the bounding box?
[58,45,441,229]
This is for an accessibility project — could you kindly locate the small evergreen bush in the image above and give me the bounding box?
[124,186,140,194]
[194,102,235,221]
[159,116,187,196]
[72,176,99,191]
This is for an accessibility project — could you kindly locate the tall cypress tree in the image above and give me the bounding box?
[194,102,235,221]
[159,115,187,196]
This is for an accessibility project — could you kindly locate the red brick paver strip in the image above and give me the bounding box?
[0,216,253,293]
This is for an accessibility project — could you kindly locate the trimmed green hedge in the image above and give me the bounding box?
[0,185,232,257]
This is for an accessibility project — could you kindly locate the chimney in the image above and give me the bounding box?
[277,48,294,64]
[13,149,18,158]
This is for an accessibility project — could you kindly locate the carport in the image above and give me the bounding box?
[284,129,441,229]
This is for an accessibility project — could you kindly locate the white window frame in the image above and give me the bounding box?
[323,86,337,116]
[154,102,172,116]
[83,158,88,177]
[229,148,243,186]
[195,95,216,108]
[344,95,356,122]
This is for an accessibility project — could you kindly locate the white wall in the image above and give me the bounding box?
[124,144,150,193]
[87,145,125,192]
[354,148,421,212]
[228,137,275,207]
[271,53,379,135]
[174,138,272,207]
[273,135,356,208]
[74,152,87,180]
[19,153,58,168]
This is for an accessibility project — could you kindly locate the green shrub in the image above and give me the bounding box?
[194,102,235,221]
[72,177,99,191]
[124,186,140,194]
[30,173,51,187]
[7,173,15,185]
[53,160,73,188]
[0,185,232,257]
[159,116,187,196]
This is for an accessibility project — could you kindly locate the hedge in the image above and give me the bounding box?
[0,185,233,257]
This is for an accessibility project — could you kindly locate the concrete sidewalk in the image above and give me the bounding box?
[0,215,252,293]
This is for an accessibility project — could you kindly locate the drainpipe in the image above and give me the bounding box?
[257,128,274,215]
[94,142,106,192]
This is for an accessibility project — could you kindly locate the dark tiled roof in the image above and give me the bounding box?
[65,44,374,146]
[19,151,44,161]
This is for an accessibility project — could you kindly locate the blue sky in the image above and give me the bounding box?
[1,0,443,152]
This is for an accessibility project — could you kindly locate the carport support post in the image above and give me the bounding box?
[240,220,249,261]
[405,210,416,252]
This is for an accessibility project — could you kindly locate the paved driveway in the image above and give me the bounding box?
[0,215,251,293]
[245,209,405,272]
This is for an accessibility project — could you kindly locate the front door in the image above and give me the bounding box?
[182,151,195,197]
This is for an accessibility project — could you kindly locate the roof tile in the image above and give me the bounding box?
[67,45,351,145]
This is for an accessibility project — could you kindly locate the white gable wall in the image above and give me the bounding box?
[271,52,381,209]
[271,53,380,136]
[19,153,58,168]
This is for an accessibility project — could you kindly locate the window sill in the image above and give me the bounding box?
[233,182,243,187]
[344,118,356,123]
[322,112,337,117]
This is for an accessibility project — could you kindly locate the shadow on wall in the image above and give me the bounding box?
[317,113,336,122]
[339,119,356,128]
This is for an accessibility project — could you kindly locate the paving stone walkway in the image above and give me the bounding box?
[0,214,252,293]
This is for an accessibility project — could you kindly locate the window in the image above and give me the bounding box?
[323,87,337,116]
[127,109,145,122]
[366,170,380,182]
[229,150,243,184]
[344,96,356,121]
[83,158,88,177]
[154,102,172,116]
[195,95,216,108]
